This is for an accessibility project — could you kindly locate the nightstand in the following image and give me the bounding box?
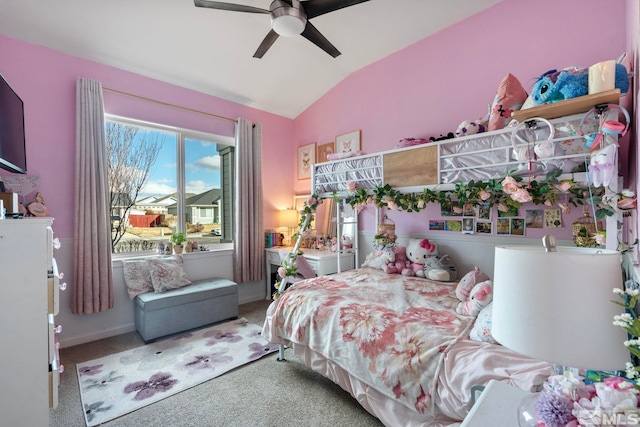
[264,247,355,299]
[461,380,533,426]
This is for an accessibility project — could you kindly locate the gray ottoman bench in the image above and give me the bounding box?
[134,278,238,343]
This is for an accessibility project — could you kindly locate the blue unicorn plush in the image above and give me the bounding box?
[531,64,629,105]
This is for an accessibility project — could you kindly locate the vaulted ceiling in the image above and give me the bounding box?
[0,0,503,118]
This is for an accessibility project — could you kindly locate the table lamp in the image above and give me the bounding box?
[279,208,298,245]
[492,236,630,426]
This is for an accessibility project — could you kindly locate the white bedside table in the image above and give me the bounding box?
[461,380,533,426]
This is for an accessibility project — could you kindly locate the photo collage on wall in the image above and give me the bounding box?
[428,203,564,236]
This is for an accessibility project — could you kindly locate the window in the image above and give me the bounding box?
[106,115,234,254]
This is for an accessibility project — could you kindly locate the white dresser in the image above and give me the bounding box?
[0,217,64,426]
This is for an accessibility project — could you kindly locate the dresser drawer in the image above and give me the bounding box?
[266,250,281,265]
[305,259,319,273]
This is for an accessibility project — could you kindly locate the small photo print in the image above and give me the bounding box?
[445,220,462,232]
[510,218,525,236]
[498,206,519,217]
[462,218,474,234]
[496,218,511,235]
[544,209,562,228]
[463,204,476,216]
[429,220,445,231]
[526,209,544,229]
[477,203,491,220]
[476,221,492,234]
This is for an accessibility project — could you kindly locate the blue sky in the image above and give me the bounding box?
[139,134,222,198]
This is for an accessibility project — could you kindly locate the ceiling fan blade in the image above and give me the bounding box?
[301,22,340,58]
[303,0,370,19]
[193,0,269,14]
[253,30,280,58]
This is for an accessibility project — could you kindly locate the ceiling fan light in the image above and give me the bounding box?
[272,15,305,37]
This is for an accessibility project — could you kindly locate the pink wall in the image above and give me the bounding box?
[294,0,629,239]
[0,35,295,237]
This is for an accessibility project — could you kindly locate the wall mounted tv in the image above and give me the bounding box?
[0,73,26,174]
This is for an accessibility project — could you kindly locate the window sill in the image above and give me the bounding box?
[111,242,234,264]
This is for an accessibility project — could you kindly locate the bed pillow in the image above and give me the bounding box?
[147,255,192,293]
[362,248,395,270]
[469,302,497,343]
[488,73,528,131]
[122,259,154,299]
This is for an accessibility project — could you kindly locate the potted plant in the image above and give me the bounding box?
[170,232,187,254]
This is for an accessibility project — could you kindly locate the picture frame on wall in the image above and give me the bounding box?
[335,130,361,154]
[298,142,316,180]
[316,141,335,163]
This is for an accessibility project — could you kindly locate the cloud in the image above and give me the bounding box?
[192,155,220,172]
[186,180,216,194]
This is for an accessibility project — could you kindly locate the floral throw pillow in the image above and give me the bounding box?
[146,255,192,293]
[122,259,154,299]
[469,302,497,344]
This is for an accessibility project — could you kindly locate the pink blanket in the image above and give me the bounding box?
[263,267,474,415]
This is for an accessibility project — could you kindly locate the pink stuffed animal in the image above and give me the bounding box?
[384,245,410,274]
[456,280,493,316]
[402,238,438,277]
[455,267,490,302]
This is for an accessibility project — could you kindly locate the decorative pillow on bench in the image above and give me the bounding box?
[147,255,191,293]
[123,255,191,298]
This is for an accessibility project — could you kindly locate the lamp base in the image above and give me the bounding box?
[517,393,539,427]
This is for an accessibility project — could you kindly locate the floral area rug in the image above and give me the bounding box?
[76,318,278,426]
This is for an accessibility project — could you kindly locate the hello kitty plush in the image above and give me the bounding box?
[341,234,353,249]
[402,238,438,277]
[456,280,493,317]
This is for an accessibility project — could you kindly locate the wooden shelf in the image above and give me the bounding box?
[511,89,621,122]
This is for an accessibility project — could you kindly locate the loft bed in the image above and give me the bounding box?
[263,108,623,426]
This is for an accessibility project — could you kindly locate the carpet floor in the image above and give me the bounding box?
[49,299,383,427]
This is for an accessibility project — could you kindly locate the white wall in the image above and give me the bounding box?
[55,239,266,348]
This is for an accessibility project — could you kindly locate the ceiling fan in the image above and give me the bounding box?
[194,0,371,58]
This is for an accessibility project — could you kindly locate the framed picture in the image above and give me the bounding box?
[335,130,361,154]
[316,142,335,163]
[297,142,316,180]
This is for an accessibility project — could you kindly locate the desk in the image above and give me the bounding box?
[264,247,356,299]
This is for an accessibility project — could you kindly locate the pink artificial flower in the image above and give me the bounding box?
[544,200,552,207]
[277,267,286,278]
[558,202,571,215]
[387,201,399,210]
[479,189,491,201]
[595,233,606,246]
[511,188,532,203]
[453,206,463,214]
[306,197,317,207]
[555,181,572,192]
[604,377,633,390]
[355,203,366,213]
[417,200,425,209]
[502,176,520,194]
[346,181,357,192]
[497,203,509,212]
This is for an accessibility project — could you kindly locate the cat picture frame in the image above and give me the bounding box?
[297,142,316,180]
[335,130,361,154]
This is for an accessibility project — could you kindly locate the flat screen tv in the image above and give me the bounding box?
[0,73,26,174]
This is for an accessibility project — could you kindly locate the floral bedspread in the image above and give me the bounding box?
[263,267,474,414]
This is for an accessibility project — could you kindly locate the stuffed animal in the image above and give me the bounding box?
[456,280,493,317]
[455,119,487,138]
[341,234,353,249]
[402,238,438,277]
[531,64,629,105]
[362,248,395,270]
[384,245,410,274]
[455,267,490,302]
[423,254,457,281]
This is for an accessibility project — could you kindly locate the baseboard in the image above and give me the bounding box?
[60,323,137,348]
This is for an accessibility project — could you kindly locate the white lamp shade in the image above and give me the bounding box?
[279,209,298,228]
[492,245,629,371]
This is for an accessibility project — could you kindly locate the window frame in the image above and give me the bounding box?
[105,114,235,257]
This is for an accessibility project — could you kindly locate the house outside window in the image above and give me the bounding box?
[106,115,234,254]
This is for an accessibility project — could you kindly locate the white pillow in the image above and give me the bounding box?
[469,302,497,344]
[146,255,191,293]
[122,259,153,299]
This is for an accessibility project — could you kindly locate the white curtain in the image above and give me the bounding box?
[72,78,113,314]
[233,118,264,283]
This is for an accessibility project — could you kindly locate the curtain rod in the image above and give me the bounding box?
[102,86,237,123]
